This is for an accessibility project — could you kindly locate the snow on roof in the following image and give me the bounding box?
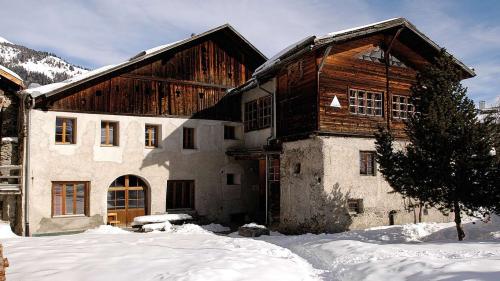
[253,18,404,78]
[253,36,315,77]
[0,64,22,81]
[317,17,402,40]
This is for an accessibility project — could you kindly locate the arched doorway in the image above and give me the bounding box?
[107,175,148,226]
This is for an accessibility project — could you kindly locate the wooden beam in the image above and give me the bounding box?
[120,74,231,89]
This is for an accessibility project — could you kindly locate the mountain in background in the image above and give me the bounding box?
[0,36,88,87]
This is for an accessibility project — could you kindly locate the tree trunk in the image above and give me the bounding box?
[454,201,465,241]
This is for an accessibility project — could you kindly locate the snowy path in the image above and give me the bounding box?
[1,225,320,281]
[257,221,500,280]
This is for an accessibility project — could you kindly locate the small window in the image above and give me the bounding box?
[101,121,118,146]
[348,199,363,214]
[167,180,195,209]
[360,151,376,175]
[293,163,301,175]
[145,125,160,148]
[392,95,418,120]
[95,90,102,97]
[226,174,240,185]
[183,127,195,149]
[224,125,236,140]
[55,117,76,144]
[52,182,89,216]
[227,174,235,185]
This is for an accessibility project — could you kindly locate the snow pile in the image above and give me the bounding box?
[242,222,267,229]
[424,215,500,242]
[173,224,212,235]
[131,213,192,226]
[0,222,17,239]
[143,221,172,232]
[84,225,129,234]
[3,226,319,281]
[201,223,230,233]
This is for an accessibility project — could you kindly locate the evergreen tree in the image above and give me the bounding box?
[375,50,499,241]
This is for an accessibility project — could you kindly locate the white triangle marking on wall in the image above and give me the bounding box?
[330,95,341,108]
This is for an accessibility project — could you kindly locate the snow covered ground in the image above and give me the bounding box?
[1,224,319,281]
[1,218,499,281]
[255,218,500,280]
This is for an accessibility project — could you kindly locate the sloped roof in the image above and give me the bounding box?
[0,64,24,88]
[253,17,475,79]
[25,24,266,99]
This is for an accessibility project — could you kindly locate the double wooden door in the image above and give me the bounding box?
[107,175,147,226]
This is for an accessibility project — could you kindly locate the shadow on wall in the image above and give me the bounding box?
[283,183,353,234]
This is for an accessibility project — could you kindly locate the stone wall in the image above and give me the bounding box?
[279,136,452,234]
[0,88,22,235]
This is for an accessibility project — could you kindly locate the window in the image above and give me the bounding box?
[183,127,195,149]
[166,180,194,209]
[392,95,416,119]
[293,163,301,175]
[145,125,159,148]
[101,121,118,146]
[349,89,383,117]
[224,125,236,140]
[226,174,240,185]
[360,151,376,175]
[244,96,272,132]
[55,117,76,144]
[52,182,89,216]
[268,156,280,182]
[348,199,363,214]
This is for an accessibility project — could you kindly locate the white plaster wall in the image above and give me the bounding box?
[280,136,452,233]
[28,110,245,234]
[241,80,275,149]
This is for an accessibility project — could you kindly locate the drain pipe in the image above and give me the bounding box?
[265,153,269,225]
[20,93,33,236]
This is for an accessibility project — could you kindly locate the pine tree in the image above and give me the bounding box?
[375,50,499,241]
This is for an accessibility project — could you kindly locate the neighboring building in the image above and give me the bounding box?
[0,65,24,235]
[18,18,476,235]
[21,24,266,235]
[230,18,475,233]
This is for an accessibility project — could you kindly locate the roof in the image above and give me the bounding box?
[0,64,24,88]
[25,24,266,99]
[253,17,475,79]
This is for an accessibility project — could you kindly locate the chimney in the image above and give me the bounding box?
[479,101,486,110]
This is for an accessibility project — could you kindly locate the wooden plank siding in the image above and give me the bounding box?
[46,38,254,121]
[317,34,423,138]
[273,33,432,140]
[276,52,318,138]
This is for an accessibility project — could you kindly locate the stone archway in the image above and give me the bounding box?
[107,175,149,226]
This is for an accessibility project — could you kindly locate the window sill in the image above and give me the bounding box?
[183,148,197,150]
[145,146,159,149]
[55,143,76,145]
[100,144,119,147]
[52,214,87,218]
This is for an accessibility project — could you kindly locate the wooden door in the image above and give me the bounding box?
[107,175,146,226]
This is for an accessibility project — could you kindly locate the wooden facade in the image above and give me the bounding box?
[36,28,265,122]
[274,33,433,139]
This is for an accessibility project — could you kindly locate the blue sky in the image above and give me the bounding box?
[0,0,498,105]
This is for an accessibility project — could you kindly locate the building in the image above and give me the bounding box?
[0,65,24,235]
[18,18,475,236]
[229,18,475,233]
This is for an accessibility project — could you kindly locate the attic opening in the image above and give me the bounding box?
[358,46,407,68]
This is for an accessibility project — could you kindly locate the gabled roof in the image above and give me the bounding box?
[0,64,24,88]
[25,24,266,99]
[253,17,475,79]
